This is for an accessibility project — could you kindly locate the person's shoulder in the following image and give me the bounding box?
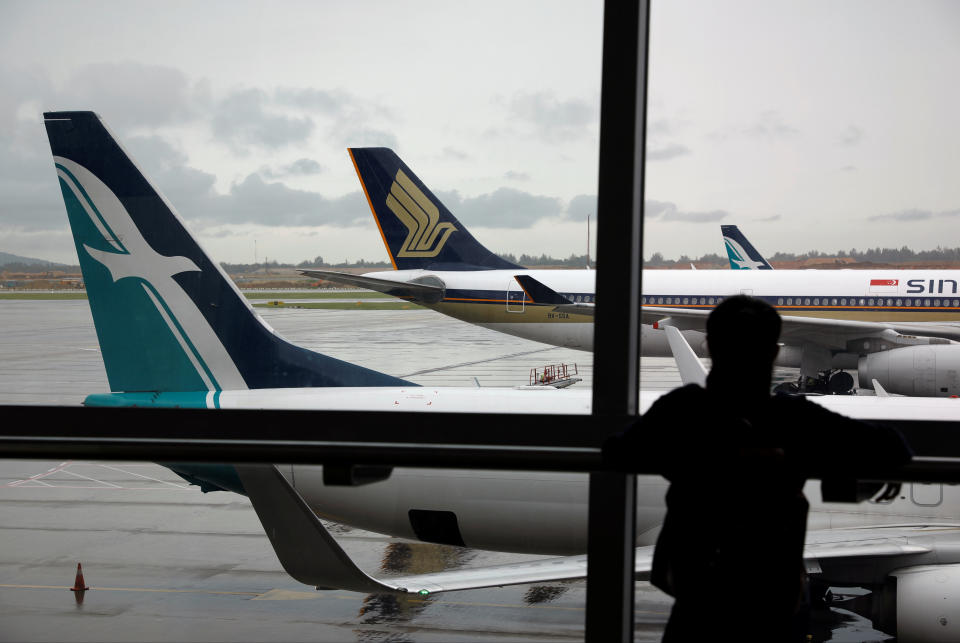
[646,384,708,417]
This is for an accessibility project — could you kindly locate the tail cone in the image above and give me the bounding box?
[70,563,89,591]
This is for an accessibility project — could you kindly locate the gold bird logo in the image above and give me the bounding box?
[386,169,456,257]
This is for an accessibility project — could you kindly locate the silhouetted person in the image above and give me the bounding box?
[604,295,911,642]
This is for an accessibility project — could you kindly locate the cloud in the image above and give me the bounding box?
[743,110,799,140]
[566,194,596,220]
[211,89,314,151]
[839,125,864,146]
[504,170,531,181]
[647,143,691,161]
[437,187,564,228]
[260,158,324,178]
[441,146,469,161]
[868,208,960,222]
[868,208,933,222]
[61,62,201,129]
[507,91,597,142]
[755,214,782,222]
[644,200,729,222]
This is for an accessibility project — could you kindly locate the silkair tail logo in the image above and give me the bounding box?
[387,169,457,258]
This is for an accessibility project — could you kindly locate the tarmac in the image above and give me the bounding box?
[0,299,888,641]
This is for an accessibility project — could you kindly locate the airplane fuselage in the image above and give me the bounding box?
[362,268,960,354]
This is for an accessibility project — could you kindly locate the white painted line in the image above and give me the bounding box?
[60,469,123,488]
[96,463,189,488]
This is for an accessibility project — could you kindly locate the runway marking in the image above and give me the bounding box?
[59,468,123,488]
[95,463,190,488]
[400,347,558,377]
[5,460,72,487]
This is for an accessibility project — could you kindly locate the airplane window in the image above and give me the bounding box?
[804,298,810,306]
[859,299,866,306]
[934,299,941,307]
[896,299,902,306]
[658,297,664,304]
[786,298,793,305]
[954,299,959,307]
[868,298,874,306]
[813,298,819,306]
[831,298,837,306]
[682,298,688,305]
[641,297,646,305]
[709,297,716,305]
[906,299,912,306]
[777,298,783,305]
[925,299,931,306]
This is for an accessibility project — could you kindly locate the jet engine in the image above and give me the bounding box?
[890,565,960,642]
[858,345,960,397]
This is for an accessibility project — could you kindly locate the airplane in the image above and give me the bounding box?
[721,224,773,270]
[44,111,960,641]
[303,148,960,396]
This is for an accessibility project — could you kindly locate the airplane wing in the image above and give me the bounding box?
[236,463,652,594]
[299,269,444,304]
[513,275,595,316]
[238,463,950,596]
[642,306,959,353]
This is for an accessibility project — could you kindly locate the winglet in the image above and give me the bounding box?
[663,325,708,386]
[235,465,404,593]
[872,379,890,397]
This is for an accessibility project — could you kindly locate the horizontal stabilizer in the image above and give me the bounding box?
[300,270,444,303]
[513,275,595,316]
[513,275,573,305]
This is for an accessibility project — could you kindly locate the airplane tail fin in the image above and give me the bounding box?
[721,225,773,270]
[349,148,521,271]
[44,111,408,393]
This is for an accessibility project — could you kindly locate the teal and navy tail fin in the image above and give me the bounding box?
[721,225,773,270]
[349,148,521,271]
[44,111,410,393]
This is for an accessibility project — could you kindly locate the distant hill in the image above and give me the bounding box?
[0,252,75,270]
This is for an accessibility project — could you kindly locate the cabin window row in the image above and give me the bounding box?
[776,297,960,308]
[641,296,719,305]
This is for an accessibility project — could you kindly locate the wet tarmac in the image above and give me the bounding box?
[0,300,889,641]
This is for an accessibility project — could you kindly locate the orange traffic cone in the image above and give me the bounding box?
[70,563,89,592]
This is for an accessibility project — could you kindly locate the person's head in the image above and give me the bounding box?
[706,295,781,377]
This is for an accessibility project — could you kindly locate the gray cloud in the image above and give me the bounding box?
[441,146,469,161]
[868,208,933,222]
[743,110,799,140]
[260,158,324,179]
[868,208,960,222]
[438,187,563,228]
[174,174,367,227]
[504,170,531,181]
[839,125,864,146]
[62,62,201,129]
[211,89,314,151]
[755,214,782,223]
[507,91,597,142]
[644,199,729,222]
[566,194,596,220]
[647,143,691,161]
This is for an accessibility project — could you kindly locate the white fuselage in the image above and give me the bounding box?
[112,387,960,556]
[362,268,960,353]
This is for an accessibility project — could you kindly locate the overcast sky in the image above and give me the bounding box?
[1,0,959,265]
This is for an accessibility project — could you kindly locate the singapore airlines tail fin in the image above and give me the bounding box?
[721,224,772,270]
[349,147,522,271]
[43,111,409,395]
